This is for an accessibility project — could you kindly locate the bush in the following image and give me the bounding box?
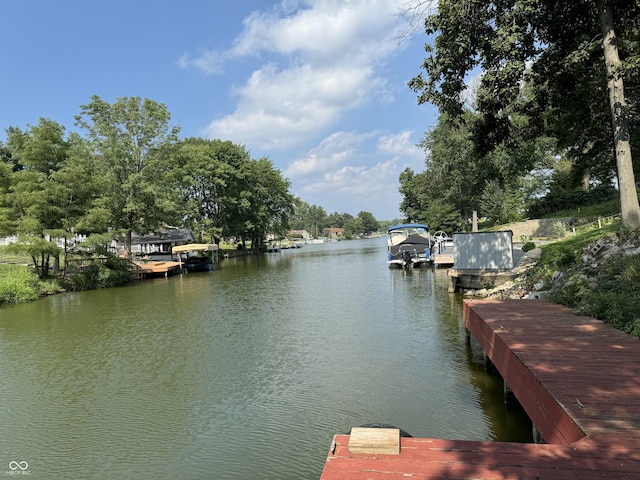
[521,241,536,252]
[0,266,39,305]
[62,255,134,291]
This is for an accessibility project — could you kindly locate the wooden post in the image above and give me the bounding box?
[483,351,495,372]
[503,381,519,407]
[532,425,545,444]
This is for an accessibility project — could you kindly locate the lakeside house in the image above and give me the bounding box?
[111,228,196,256]
[327,228,344,240]
[289,229,312,240]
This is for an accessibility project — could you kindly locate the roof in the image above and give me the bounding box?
[172,243,219,254]
[130,228,195,245]
[387,223,430,233]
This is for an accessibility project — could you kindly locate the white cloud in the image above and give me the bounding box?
[182,0,409,149]
[206,63,378,149]
[177,0,427,219]
[376,130,422,159]
[286,128,422,217]
[177,50,226,75]
[230,0,402,65]
[284,130,372,177]
[295,159,403,217]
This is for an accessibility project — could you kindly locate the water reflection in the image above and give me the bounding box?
[0,237,530,479]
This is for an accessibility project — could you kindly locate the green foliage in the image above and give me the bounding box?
[479,180,524,226]
[552,221,567,239]
[425,202,465,233]
[409,0,640,230]
[549,255,640,337]
[6,236,61,279]
[288,200,374,238]
[527,184,618,218]
[357,211,379,235]
[0,265,39,305]
[541,198,621,220]
[75,96,181,253]
[521,241,536,252]
[524,220,640,336]
[62,254,134,291]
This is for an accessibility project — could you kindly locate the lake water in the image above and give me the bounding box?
[0,237,531,479]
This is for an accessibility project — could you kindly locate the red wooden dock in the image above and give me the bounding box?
[320,299,640,479]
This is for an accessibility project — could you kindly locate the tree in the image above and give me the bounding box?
[0,143,15,235]
[243,157,294,251]
[409,0,640,229]
[4,119,69,277]
[343,216,364,238]
[357,211,379,235]
[175,138,246,243]
[597,0,640,228]
[290,201,328,238]
[75,96,180,255]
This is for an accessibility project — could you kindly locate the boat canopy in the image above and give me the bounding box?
[387,223,429,233]
[172,243,219,254]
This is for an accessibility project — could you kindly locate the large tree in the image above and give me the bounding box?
[409,0,640,229]
[75,96,180,254]
[175,138,244,243]
[241,157,294,251]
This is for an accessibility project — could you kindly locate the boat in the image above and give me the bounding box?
[431,231,455,267]
[171,243,219,272]
[386,223,433,269]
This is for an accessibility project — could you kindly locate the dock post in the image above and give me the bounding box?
[483,351,495,372]
[447,269,458,293]
[503,381,518,407]
[532,425,545,444]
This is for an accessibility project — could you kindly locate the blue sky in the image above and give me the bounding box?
[1,0,439,221]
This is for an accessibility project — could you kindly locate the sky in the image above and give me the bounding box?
[1,0,439,221]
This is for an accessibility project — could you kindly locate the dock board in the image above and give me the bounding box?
[320,299,640,479]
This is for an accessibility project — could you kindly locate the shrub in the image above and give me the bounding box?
[0,266,39,305]
[521,241,536,252]
[62,255,134,291]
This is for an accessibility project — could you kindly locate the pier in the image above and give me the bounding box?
[132,260,181,278]
[321,299,640,479]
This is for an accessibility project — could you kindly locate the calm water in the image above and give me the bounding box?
[0,238,531,479]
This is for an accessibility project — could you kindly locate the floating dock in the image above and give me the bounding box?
[321,299,640,479]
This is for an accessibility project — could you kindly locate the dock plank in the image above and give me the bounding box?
[321,299,640,479]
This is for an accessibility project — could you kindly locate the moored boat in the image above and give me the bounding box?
[172,243,218,272]
[386,223,433,268]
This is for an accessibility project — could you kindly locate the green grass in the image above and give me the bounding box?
[523,218,640,337]
[0,245,32,264]
[0,263,64,306]
[541,198,621,219]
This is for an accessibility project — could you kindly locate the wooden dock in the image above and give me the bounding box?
[133,260,181,278]
[320,299,640,479]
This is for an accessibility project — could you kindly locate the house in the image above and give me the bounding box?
[111,228,196,256]
[290,229,312,240]
[327,228,344,239]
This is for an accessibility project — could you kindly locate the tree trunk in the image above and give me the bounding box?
[126,229,133,257]
[597,0,640,229]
